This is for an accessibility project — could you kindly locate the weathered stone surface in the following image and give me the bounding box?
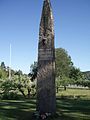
[37,0,56,114]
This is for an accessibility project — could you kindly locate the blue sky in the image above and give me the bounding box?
[0,0,90,73]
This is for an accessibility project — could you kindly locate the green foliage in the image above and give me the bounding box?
[13,73,35,98]
[0,62,36,99]
[55,48,73,77]
[55,48,74,90]
[56,76,72,91]
[69,67,82,80]
[1,79,17,92]
[83,71,90,80]
[1,92,19,100]
[28,61,37,81]
[0,78,19,99]
[0,62,6,70]
[55,48,90,89]
[0,70,36,99]
[82,80,90,88]
[0,68,8,79]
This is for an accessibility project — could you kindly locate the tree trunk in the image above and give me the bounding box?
[18,86,26,98]
[64,86,66,91]
[27,88,31,98]
[56,87,59,93]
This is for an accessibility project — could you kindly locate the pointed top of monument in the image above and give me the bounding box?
[42,0,53,20]
[43,0,51,8]
[44,0,50,2]
[40,0,54,37]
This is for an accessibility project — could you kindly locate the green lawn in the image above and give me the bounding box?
[0,88,90,120]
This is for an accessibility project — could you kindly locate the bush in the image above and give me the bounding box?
[0,79,20,100]
[1,92,20,100]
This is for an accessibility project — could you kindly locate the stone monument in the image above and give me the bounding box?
[37,0,56,114]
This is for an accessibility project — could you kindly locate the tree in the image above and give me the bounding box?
[69,67,84,86]
[60,75,70,90]
[83,71,90,80]
[0,62,6,70]
[0,69,2,78]
[55,48,73,78]
[27,62,38,97]
[56,75,71,91]
[56,76,61,93]
[28,62,37,81]
[0,67,8,79]
[55,48,74,90]
[14,70,28,98]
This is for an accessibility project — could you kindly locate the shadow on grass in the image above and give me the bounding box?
[0,97,90,120]
[55,96,90,120]
[0,98,36,120]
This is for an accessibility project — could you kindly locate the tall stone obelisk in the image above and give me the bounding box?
[37,0,56,114]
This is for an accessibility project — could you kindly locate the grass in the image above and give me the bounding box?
[55,97,90,120]
[0,98,36,120]
[0,88,90,120]
[57,88,90,99]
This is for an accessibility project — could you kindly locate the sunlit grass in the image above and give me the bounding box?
[57,88,90,99]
